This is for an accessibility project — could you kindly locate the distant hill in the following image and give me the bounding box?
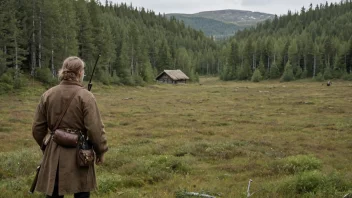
[167,9,274,38]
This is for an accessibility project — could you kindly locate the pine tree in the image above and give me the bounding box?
[0,0,27,85]
[58,0,78,57]
[288,39,299,75]
[323,63,333,79]
[41,0,65,76]
[228,40,240,79]
[75,0,95,74]
[251,69,262,82]
[157,39,171,72]
[269,62,281,79]
[257,59,266,78]
[281,61,295,82]
[118,39,133,85]
[238,59,252,80]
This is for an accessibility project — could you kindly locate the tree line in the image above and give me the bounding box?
[220,0,352,82]
[0,0,219,92]
[1,0,351,93]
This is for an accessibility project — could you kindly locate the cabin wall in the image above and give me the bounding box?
[157,73,174,84]
[156,73,187,84]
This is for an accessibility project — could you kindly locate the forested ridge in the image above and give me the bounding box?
[0,0,219,92]
[166,14,241,39]
[1,0,352,93]
[220,0,352,82]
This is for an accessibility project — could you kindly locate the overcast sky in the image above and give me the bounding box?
[110,0,341,15]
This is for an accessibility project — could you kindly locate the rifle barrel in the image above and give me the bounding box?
[88,54,101,91]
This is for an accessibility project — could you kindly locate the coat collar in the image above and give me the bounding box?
[59,80,84,87]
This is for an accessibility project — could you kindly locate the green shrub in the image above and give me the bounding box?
[301,69,308,79]
[97,69,111,85]
[0,68,28,89]
[321,172,351,193]
[0,82,13,95]
[141,61,155,83]
[271,155,322,174]
[251,69,262,82]
[146,155,190,183]
[280,61,295,82]
[270,63,281,79]
[99,148,133,171]
[332,68,343,79]
[314,72,324,82]
[36,67,56,85]
[295,66,303,79]
[238,62,252,80]
[110,70,121,85]
[96,173,122,194]
[323,65,333,80]
[0,71,14,84]
[120,177,145,188]
[277,171,352,196]
[117,155,190,184]
[13,72,28,89]
[295,170,325,194]
[133,75,145,86]
[342,73,352,81]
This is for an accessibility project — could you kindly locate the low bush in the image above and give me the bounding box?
[117,155,190,184]
[342,73,352,81]
[270,155,322,175]
[96,173,123,194]
[276,171,352,196]
[36,67,57,85]
[0,82,13,95]
[280,61,295,82]
[314,72,324,82]
[251,69,263,82]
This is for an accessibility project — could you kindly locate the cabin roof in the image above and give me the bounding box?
[156,70,189,81]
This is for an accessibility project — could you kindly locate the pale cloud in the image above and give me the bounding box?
[241,0,272,6]
[110,0,340,15]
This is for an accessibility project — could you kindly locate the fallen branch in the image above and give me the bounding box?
[183,192,216,198]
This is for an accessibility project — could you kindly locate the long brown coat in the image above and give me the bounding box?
[32,80,108,196]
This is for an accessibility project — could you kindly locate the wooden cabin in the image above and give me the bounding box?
[155,70,189,84]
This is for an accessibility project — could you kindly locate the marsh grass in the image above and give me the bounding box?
[0,78,352,197]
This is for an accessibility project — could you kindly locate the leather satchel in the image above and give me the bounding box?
[77,148,95,167]
[52,129,79,148]
[77,135,95,167]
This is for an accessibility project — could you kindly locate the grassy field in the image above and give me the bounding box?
[0,77,352,198]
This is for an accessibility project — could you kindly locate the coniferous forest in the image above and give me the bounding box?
[221,0,352,82]
[0,0,218,90]
[1,0,352,92]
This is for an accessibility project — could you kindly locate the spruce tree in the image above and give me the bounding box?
[269,62,281,79]
[323,63,333,79]
[58,0,78,57]
[118,39,133,85]
[238,59,252,80]
[251,69,262,82]
[75,0,95,73]
[280,61,295,82]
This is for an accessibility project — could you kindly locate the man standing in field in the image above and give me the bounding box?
[32,56,108,198]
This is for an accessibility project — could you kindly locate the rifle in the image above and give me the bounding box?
[29,165,40,193]
[88,54,101,91]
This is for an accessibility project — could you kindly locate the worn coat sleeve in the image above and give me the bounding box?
[84,96,108,156]
[32,95,48,147]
